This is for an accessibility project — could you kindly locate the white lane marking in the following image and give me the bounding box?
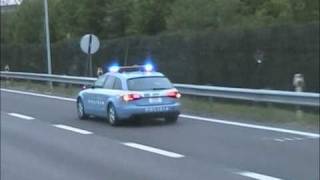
[122,142,184,158]
[53,124,93,135]
[238,171,283,180]
[8,113,35,120]
[273,137,306,142]
[292,137,304,140]
[2,88,319,138]
[180,114,320,138]
[274,138,285,142]
[1,89,76,102]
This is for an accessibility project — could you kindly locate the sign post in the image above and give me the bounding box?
[80,34,100,77]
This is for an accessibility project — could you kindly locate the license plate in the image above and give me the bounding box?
[149,98,162,103]
[145,106,169,113]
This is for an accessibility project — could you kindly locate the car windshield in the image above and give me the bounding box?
[127,77,173,91]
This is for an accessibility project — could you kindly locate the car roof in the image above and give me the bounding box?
[106,71,165,80]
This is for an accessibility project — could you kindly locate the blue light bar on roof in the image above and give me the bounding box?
[144,63,154,72]
[108,65,120,73]
[108,64,155,73]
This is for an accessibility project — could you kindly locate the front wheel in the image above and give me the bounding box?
[108,104,119,126]
[77,99,88,120]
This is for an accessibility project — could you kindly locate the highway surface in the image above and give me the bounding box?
[1,89,319,180]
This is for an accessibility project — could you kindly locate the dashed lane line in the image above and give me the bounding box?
[274,139,285,142]
[122,142,185,158]
[8,113,35,120]
[272,136,309,142]
[237,171,283,180]
[53,124,93,135]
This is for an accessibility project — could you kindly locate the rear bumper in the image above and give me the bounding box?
[116,102,181,120]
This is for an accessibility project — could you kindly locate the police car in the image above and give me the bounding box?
[76,64,181,126]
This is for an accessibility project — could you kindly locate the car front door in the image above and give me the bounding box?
[84,75,106,115]
[94,75,116,116]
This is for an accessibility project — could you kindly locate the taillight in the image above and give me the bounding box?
[167,91,181,98]
[122,93,142,102]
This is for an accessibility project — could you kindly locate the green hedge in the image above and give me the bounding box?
[1,23,319,92]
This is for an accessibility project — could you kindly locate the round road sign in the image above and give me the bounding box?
[80,34,100,54]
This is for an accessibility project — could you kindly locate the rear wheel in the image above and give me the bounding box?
[108,104,119,126]
[165,115,178,123]
[77,99,88,120]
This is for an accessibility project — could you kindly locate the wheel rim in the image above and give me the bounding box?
[78,101,84,117]
[109,107,115,124]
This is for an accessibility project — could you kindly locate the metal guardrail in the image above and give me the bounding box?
[1,71,319,107]
[0,71,96,85]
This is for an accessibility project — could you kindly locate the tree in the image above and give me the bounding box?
[54,0,106,41]
[101,0,132,38]
[2,0,319,44]
[166,0,241,31]
[8,0,44,44]
[290,0,319,23]
[127,0,174,35]
[1,12,14,43]
[238,0,293,27]
[75,0,106,36]
[53,0,83,41]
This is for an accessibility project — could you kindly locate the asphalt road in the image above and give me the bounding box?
[1,89,319,180]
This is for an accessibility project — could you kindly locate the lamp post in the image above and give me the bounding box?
[44,0,52,75]
[44,0,52,88]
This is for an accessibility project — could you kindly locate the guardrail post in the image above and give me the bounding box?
[293,73,305,119]
[48,81,53,90]
[4,65,10,87]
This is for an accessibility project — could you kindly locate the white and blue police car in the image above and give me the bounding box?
[76,64,181,126]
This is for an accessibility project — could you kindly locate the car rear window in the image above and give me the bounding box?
[127,77,173,91]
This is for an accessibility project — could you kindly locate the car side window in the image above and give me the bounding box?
[104,76,115,89]
[94,75,106,88]
[113,78,123,90]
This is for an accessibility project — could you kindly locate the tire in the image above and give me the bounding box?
[77,99,88,120]
[165,115,178,123]
[108,104,119,126]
